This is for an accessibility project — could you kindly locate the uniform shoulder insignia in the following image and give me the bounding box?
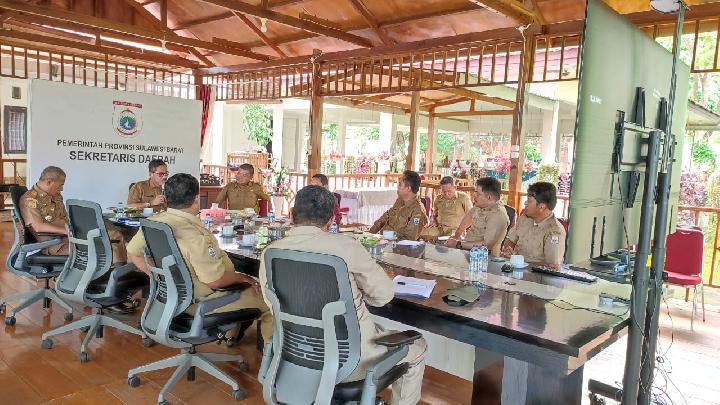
[208,244,217,258]
[26,198,37,208]
[550,234,560,245]
[412,217,421,225]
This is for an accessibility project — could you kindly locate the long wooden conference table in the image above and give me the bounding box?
[217,233,631,405]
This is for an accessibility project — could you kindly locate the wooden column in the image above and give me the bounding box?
[308,58,323,178]
[425,109,436,174]
[507,31,535,211]
[405,91,420,171]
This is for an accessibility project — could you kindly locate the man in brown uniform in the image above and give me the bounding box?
[260,185,426,405]
[369,170,428,241]
[214,163,269,212]
[420,176,472,239]
[127,173,273,340]
[21,166,129,263]
[445,177,509,256]
[127,159,168,212]
[502,182,566,268]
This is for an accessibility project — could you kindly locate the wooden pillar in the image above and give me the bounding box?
[308,58,323,178]
[405,91,420,171]
[425,109,435,174]
[507,31,535,211]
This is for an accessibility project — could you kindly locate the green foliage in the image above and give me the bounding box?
[691,141,717,166]
[323,123,338,141]
[536,163,559,184]
[243,104,272,146]
[524,144,542,162]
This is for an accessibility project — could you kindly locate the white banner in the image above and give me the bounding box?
[28,80,201,208]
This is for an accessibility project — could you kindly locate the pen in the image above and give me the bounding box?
[395,281,428,288]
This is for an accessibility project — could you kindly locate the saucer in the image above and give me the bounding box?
[238,241,255,247]
[511,262,529,269]
[221,233,235,238]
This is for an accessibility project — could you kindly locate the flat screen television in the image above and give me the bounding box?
[566,0,690,263]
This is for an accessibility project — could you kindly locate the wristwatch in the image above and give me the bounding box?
[456,239,462,249]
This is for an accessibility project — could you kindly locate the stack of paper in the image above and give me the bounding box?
[395,240,424,247]
[393,275,437,299]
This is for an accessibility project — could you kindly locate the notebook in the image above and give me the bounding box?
[393,275,437,299]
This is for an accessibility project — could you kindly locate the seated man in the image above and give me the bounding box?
[369,170,428,241]
[127,158,168,212]
[259,185,426,405]
[501,182,566,268]
[445,177,509,256]
[21,166,129,264]
[420,176,472,239]
[310,173,342,225]
[127,173,273,341]
[214,163,269,213]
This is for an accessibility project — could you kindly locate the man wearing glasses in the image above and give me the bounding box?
[501,182,566,268]
[127,159,168,212]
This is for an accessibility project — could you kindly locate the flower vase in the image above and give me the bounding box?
[271,195,286,215]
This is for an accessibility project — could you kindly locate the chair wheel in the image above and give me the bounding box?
[232,389,246,401]
[41,338,54,349]
[238,361,249,373]
[0,303,6,314]
[142,337,154,347]
[64,312,74,322]
[4,316,16,326]
[79,352,90,363]
[128,375,141,388]
[158,400,169,405]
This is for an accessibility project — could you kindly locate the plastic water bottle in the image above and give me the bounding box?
[268,210,275,222]
[478,243,489,272]
[203,214,213,230]
[469,244,481,282]
[329,222,338,233]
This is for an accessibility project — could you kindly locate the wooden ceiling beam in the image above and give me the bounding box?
[0,29,200,68]
[0,0,271,61]
[197,0,373,47]
[346,0,393,46]
[467,0,536,25]
[430,96,470,108]
[233,12,288,58]
[266,0,307,7]
[139,0,159,5]
[434,109,513,117]
[172,12,234,31]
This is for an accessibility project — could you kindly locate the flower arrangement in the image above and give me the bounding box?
[263,164,292,197]
[493,155,511,173]
[353,155,374,174]
[678,169,708,226]
[327,150,345,160]
[377,150,391,161]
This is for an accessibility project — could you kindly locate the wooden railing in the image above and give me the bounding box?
[200,164,229,186]
[678,205,720,288]
[288,172,403,195]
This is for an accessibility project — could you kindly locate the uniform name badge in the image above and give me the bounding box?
[550,235,560,245]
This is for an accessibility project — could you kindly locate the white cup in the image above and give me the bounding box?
[222,225,234,237]
[143,207,154,216]
[244,207,256,216]
[241,233,256,246]
[510,255,525,268]
[211,203,219,210]
[382,230,396,240]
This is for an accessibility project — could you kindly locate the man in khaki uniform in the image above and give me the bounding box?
[445,177,509,256]
[127,173,273,340]
[420,176,472,239]
[214,163,269,212]
[369,170,428,241]
[20,166,129,263]
[502,182,566,267]
[260,185,426,405]
[127,159,168,212]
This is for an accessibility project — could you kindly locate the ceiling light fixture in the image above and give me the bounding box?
[260,18,268,33]
[649,0,685,14]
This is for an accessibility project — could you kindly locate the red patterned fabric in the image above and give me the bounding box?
[199,84,212,147]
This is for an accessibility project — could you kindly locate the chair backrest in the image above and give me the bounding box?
[6,185,31,273]
[138,219,195,348]
[665,227,704,277]
[55,200,112,302]
[333,192,342,206]
[259,199,269,217]
[504,204,516,232]
[261,248,361,405]
[557,217,569,234]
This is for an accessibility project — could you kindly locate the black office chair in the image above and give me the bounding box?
[40,200,151,362]
[0,185,73,326]
[258,248,422,405]
[127,220,261,404]
[504,204,516,233]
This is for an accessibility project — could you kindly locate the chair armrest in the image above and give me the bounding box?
[20,238,63,252]
[187,291,242,338]
[374,330,422,348]
[35,232,65,239]
[213,282,251,292]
